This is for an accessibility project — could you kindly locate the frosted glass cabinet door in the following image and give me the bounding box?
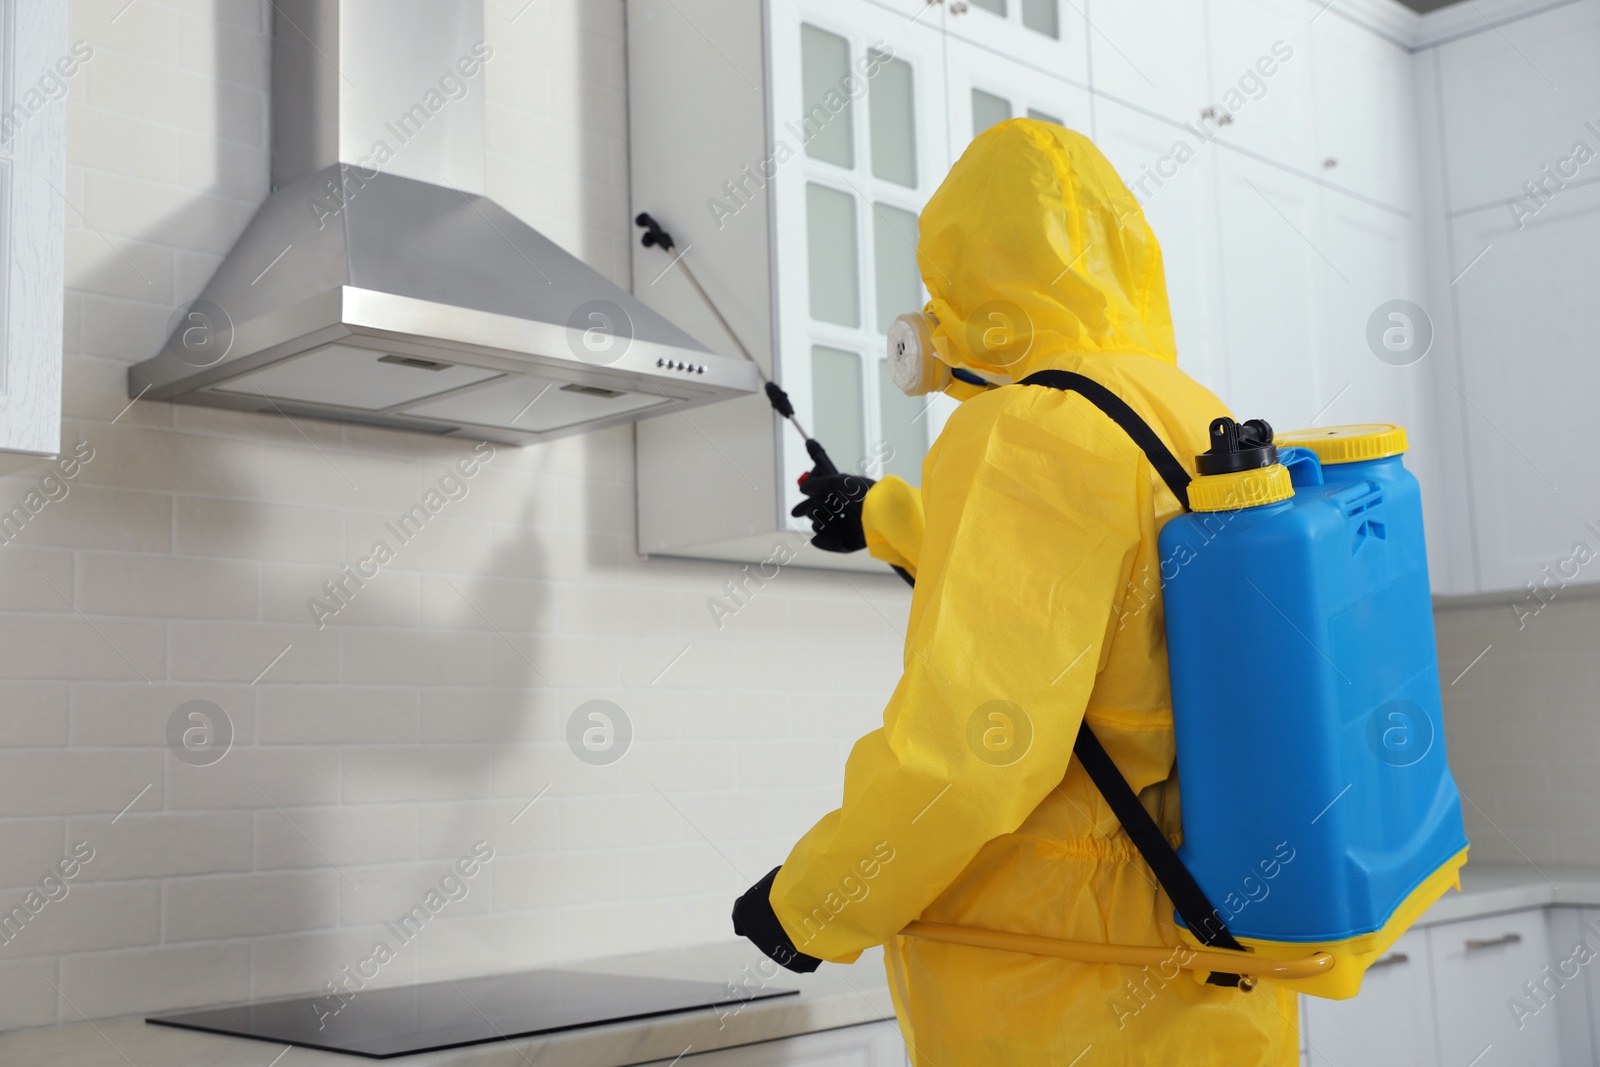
[945,36,1091,153]
[770,0,949,509]
[806,182,862,327]
[942,0,1087,87]
[0,0,67,456]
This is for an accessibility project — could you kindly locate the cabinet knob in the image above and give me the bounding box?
[1465,933,1522,951]
[949,0,969,11]
[1323,157,1338,169]
[1200,107,1233,126]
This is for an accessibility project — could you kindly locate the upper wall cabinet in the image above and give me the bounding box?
[769,3,956,503]
[1205,0,1318,176]
[629,0,1091,568]
[940,0,1088,88]
[628,0,1436,579]
[1087,0,1211,125]
[943,32,1090,153]
[1446,180,1600,595]
[1093,98,1227,402]
[1416,0,1600,594]
[0,0,67,457]
[1309,11,1418,211]
[1435,0,1600,213]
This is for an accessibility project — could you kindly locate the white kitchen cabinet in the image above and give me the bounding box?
[941,0,1088,90]
[1309,10,1418,211]
[635,1020,906,1066]
[1204,0,1318,176]
[1086,0,1211,125]
[1429,908,1562,1066]
[1301,929,1439,1067]
[769,1,956,505]
[1212,151,1331,431]
[1314,191,1458,594]
[1434,0,1600,213]
[943,32,1091,151]
[0,0,67,457]
[1545,908,1596,1065]
[629,0,1430,572]
[1093,100,1228,404]
[629,0,954,569]
[1446,178,1600,595]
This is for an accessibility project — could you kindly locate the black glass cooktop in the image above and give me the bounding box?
[147,968,798,1059]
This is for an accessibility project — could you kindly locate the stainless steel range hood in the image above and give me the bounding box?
[128,0,755,445]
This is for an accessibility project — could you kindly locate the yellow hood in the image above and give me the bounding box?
[918,118,1177,379]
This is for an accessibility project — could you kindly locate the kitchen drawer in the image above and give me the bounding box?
[635,1020,906,1066]
[1301,929,1437,1067]
[1429,909,1561,1066]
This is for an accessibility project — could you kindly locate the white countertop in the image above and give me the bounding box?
[4,862,1594,1067]
[0,942,895,1067]
[1417,862,1600,925]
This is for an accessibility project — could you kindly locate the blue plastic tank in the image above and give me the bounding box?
[1158,420,1468,995]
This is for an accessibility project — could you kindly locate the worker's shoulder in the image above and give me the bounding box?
[945,357,1225,471]
[965,357,1221,428]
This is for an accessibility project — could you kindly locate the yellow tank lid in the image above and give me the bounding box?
[1275,424,1408,465]
[1188,464,1295,513]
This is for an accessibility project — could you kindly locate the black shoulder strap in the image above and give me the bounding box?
[1020,369,1245,986]
[1019,370,1193,511]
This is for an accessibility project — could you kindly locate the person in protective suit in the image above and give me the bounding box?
[733,118,1301,1065]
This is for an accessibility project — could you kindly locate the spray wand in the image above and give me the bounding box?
[636,213,915,588]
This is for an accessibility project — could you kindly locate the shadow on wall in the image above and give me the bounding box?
[0,0,641,1025]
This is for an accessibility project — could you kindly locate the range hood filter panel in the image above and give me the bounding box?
[209,344,503,411]
[402,373,675,432]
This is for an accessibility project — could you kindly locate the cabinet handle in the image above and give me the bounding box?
[1465,933,1522,951]
[1323,157,1338,169]
[1370,952,1409,968]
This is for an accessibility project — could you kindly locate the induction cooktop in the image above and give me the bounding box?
[146,968,798,1059]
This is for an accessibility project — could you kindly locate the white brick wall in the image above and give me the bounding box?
[0,0,906,1025]
[1435,594,1600,868]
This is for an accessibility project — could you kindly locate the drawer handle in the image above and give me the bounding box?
[1370,952,1409,968]
[1465,933,1522,951]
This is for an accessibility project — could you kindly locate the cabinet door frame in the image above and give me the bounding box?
[1300,928,1440,1067]
[768,0,952,521]
[1427,907,1563,1066]
[0,0,67,457]
[941,0,1088,90]
[943,29,1092,149]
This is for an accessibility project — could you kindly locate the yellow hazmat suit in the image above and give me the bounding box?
[769,120,1300,1064]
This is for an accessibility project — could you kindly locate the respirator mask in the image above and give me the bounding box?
[887,311,1009,397]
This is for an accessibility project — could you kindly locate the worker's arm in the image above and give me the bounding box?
[861,475,924,579]
[753,392,1143,964]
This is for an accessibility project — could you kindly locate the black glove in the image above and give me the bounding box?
[732,866,822,973]
[790,470,875,553]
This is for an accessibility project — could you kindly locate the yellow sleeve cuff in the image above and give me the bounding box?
[861,475,925,579]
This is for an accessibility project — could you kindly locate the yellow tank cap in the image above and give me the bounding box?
[1276,424,1408,465]
[1188,464,1294,513]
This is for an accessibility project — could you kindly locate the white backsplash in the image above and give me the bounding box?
[1435,592,1600,869]
[0,0,905,1025]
